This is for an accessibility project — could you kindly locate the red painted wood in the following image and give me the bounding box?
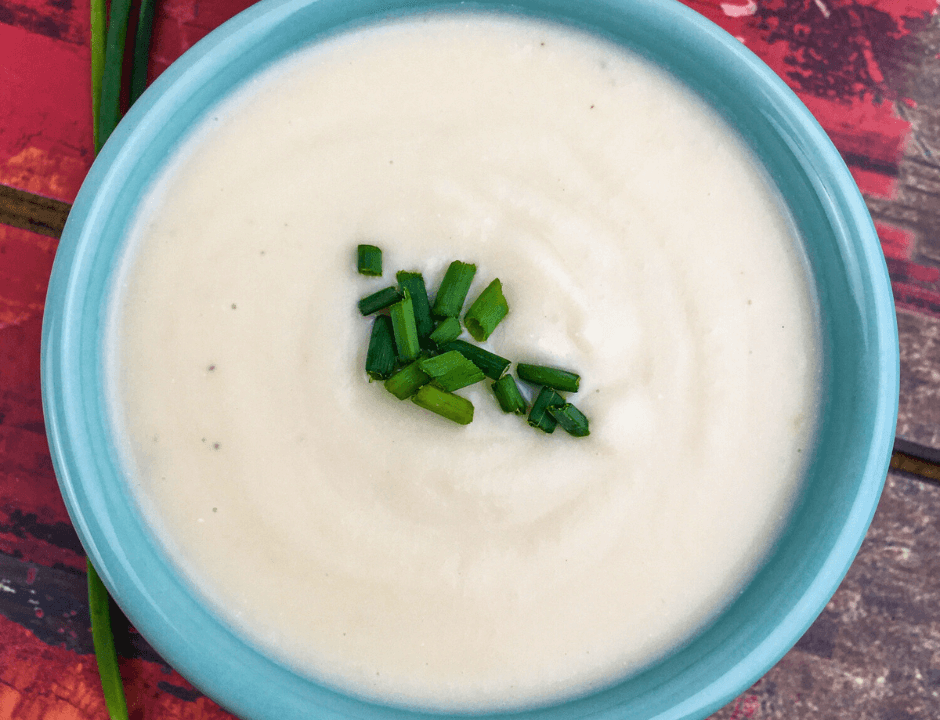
[0,21,92,203]
[0,613,236,719]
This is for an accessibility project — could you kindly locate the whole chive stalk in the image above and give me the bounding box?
[91,0,106,152]
[517,363,581,393]
[444,340,510,380]
[89,0,148,715]
[548,403,590,437]
[492,375,527,414]
[358,286,402,316]
[88,561,130,720]
[129,0,156,105]
[396,271,433,340]
[432,261,476,317]
[390,289,420,362]
[464,278,508,342]
[429,317,462,347]
[528,386,565,433]
[412,385,474,425]
[98,0,134,149]
[385,361,430,399]
[357,244,383,276]
[365,315,396,380]
[419,351,485,392]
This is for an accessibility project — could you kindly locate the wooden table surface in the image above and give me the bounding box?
[2,1,940,718]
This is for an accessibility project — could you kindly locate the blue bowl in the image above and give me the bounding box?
[42,0,899,718]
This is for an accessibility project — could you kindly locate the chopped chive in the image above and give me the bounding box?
[419,351,485,392]
[390,290,420,362]
[528,387,565,433]
[396,271,433,340]
[432,261,477,318]
[429,317,462,346]
[517,364,581,393]
[412,385,474,425]
[443,340,510,380]
[548,403,590,437]
[418,351,468,376]
[492,375,527,414]
[358,286,402,316]
[357,244,383,276]
[365,315,397,380]
[464,278,508,342]
[385,361,430,399]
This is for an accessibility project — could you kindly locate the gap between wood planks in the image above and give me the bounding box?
[2,182,939,485]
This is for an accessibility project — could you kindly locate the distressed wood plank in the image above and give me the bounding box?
[897,310,940,449]
[0,184,69,238]
[709,471,940,719]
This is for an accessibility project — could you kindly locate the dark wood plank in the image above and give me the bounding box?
[896,309,940,449]
[709,471,940,720]
[0,184,69,238]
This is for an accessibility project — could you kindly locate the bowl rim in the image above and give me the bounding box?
[42,0,900,719]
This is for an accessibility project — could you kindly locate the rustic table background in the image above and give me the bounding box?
[2,1,940,718]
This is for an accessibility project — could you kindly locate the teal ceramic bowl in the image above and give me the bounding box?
[42,0,899,718]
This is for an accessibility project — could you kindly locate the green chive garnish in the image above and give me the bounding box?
[528,387,565,433]
[385,361,431,399]
[412,385,474,425]
[432,261,477,317]
[464,278,508,342]
[358,286,402,316]
[390,289,420,362]
[548,403,590,437]
[444,340,510,380]
[88,561,130,720]
[419,350,485,392]
[517,364,581,393]
[357,244,383,276]
[355,247,593,434]
[492,375,527,414]
[396,271,433,340]
[429,317,462,346]
[365,315,396,380]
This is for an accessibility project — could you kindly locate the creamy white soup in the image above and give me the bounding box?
[108,12,821,712]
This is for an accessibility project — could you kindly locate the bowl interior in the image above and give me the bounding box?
[41,1,899,719]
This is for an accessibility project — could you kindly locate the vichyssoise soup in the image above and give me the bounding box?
[108,12,821,712]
